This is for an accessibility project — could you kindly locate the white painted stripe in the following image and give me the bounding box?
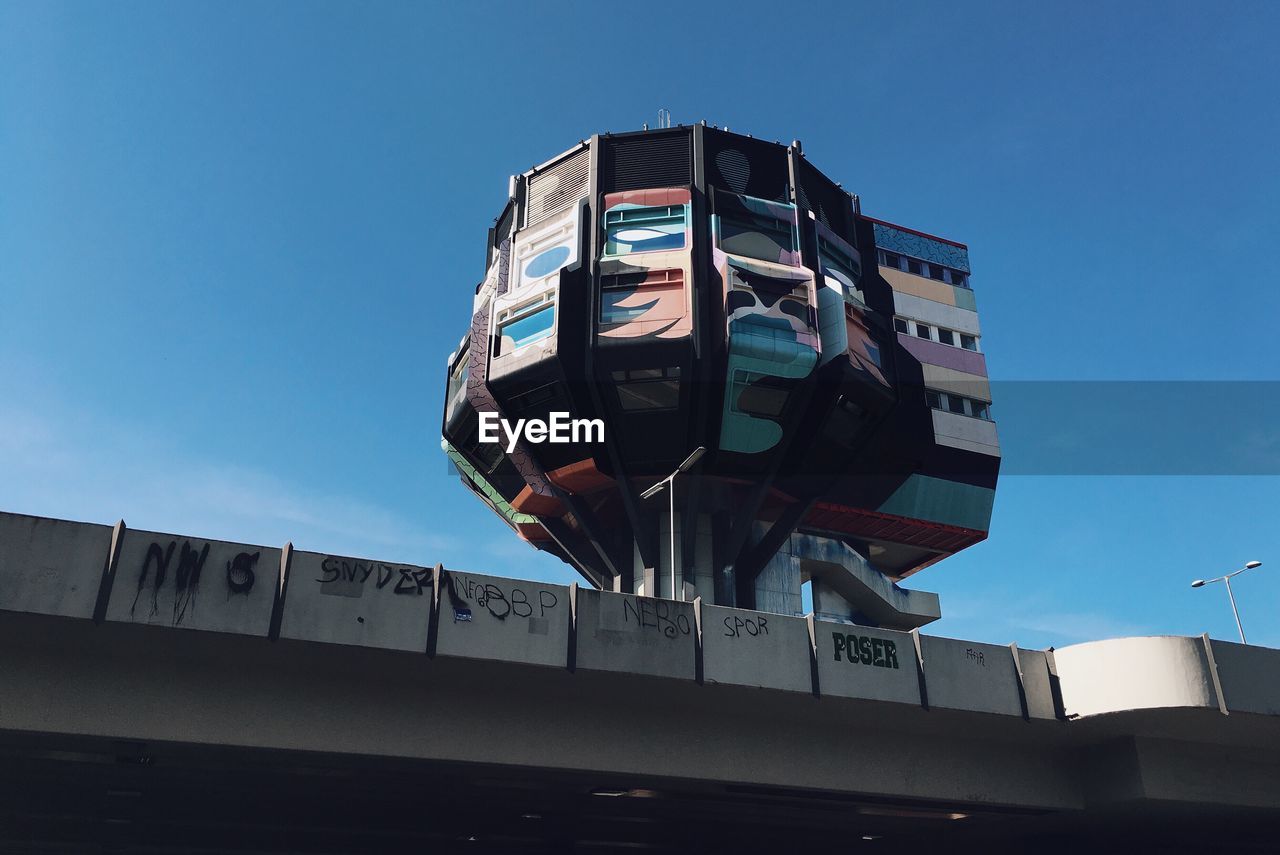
[893,291,981,336]
[922,364,992,402]
[932,410,1001,457]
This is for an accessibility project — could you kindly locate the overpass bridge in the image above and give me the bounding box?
[2,511,1279,852]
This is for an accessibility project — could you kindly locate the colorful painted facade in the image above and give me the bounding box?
[441,127,1000,618]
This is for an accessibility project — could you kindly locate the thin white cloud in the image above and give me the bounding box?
[936,590,1152,648]
[0,402,454,563]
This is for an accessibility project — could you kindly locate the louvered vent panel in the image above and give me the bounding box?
[525,148,590,228]
[604,134,691,192]
[798,158,852,240]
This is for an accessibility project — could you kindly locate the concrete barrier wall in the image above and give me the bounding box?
[921,636,1022,716]
[700,604,812,693]
[0,513,112,619]
[279,551,433,651]
[105,528,280,636]
[20,513,1280,727]
[810,618,920,705]
[1210,640,1280,716]
[435,570,569,668]
[574,589,696,680]
[1016,648,1060,720]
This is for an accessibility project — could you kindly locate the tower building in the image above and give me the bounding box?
[442,126,999,628]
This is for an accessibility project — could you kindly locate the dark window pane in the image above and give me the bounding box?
[925,390,941,409]
[617,380,680,411]
[948,395,966,414]
[881,251,901,270]
[893,318,909,334]
[960,334,978,351]
[737,382,789,418]
[937,329,955,346]
[971,401,990,420]
[915,323,932,339]
[719,215,795,261]
[907,259,923,276]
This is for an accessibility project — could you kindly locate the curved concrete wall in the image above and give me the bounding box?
[1053,635,1219,718]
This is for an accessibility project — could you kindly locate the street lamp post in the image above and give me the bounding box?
[639,447,706,601]
[1191,561,1263,644]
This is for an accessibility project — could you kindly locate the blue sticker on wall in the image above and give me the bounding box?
[524,245,571,279]
[454,607,473,622]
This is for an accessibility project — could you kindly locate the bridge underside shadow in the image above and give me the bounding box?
[1,613,1279,854]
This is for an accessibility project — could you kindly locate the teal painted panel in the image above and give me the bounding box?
[953,286,977,312]
[718,323,817,454]
[877,475,994,532]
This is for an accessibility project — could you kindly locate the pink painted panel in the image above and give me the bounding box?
[897,333,988,377]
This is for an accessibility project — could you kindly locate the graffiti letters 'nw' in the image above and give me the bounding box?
[131,541,258,626]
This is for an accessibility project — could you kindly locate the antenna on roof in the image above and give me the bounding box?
[657,108,672,129]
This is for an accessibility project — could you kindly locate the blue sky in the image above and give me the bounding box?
[2,0,1277,648]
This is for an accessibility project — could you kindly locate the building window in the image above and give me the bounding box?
[926,389,993,421]
[612,367,681,411]
[600,269,684,324]
[894,316,980,353]
[447,345,469,405]
[878,250,903,271]
[495,295,555,355]
[879,249,971,290]
[731,371,790,418]
[820,237,864,305]
[604,205,687,256]
[718,212,797,262]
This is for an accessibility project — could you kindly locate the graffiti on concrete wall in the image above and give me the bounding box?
[317,557,431,598]
[622,596,691,638]
[130,540,258,625]
[721,613,769,638]
[443,571,559,634]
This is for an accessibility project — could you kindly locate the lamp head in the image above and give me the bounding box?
[1191,579,1206,588]
[677,446,707,474]
[1245,560,1262,570]
[639,482,667,500]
